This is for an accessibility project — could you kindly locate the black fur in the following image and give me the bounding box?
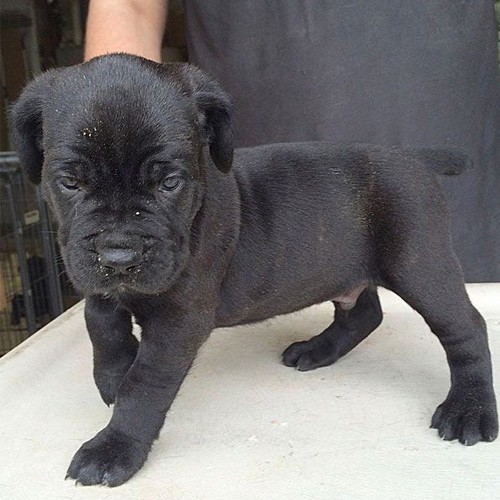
[11,54,497,487]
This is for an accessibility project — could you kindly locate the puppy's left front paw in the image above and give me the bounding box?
[66,427,149,487]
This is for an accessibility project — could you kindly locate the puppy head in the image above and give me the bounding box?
[11,54,233,295]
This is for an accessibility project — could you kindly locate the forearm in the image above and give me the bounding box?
[84,0,168,62]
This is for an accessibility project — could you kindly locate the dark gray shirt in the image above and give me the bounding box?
[185,1,500,281]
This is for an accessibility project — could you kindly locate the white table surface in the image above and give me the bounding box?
[1,284,499,500]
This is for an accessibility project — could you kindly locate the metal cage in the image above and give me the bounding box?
[0,152,75,355]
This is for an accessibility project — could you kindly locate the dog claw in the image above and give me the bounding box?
[67,427,150,487]
[431,389,498,445]
[282,340,338,371]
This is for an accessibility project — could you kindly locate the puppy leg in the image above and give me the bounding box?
[387,258,498,445]
[85,295,138,405]
[67,308,210,486]
[282,287,382,371]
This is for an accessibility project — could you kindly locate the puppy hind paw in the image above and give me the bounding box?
[282,339,338,371]
[431,391,498,445]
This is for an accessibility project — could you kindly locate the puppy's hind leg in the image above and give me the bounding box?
[282,286,382,371]
[85,295,138,405]
[385,254,498,445]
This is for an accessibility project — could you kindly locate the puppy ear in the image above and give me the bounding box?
[182,65,234,173]
[10,70,57,185]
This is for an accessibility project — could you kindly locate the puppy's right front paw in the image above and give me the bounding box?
[66,427,149,487]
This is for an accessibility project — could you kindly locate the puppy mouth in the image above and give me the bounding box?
[64,248,178,295]
[63,228,186,295]
[94,263,176,294]
[98,269,142,291]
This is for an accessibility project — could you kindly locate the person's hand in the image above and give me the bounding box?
[85,0,168,62]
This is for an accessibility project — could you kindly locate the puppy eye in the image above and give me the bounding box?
[60,176,81,191]
[159,176,183,192]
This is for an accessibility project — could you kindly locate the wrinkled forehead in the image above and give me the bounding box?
[44,73,198,162]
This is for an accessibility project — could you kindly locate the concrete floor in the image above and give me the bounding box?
[0,284,499,500]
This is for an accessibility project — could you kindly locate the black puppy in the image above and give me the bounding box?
[11,54,497,487]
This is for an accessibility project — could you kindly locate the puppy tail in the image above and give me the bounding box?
[407,146,472,175]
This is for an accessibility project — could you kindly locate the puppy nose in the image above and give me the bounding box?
[98,248,141,274]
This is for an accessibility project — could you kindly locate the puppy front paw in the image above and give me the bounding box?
[431,387,498,445]
[94,351,137,405]
[66,427,150,487]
